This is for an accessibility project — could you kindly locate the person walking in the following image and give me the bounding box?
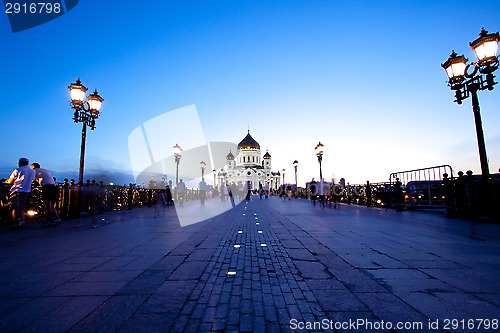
[264,183,269,199]
[31,163,61,226]
[199,178,207,205]
[177,179,186,206]
[245,181,252,201]
[310,178,317,206]
[167,180,174,205]
[4,158,36,228]
[259,183,263,199]
[228,183,235,207]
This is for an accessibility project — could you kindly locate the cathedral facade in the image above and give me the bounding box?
[217,131,281,190]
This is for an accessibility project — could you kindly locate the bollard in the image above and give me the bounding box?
[455,171,468,218]
[366,181,372,207]
[69,179,80,218]
[127,183,133,210]
[394,178,404,211]
[465,170,477,219]
[443,173,455,217]
[61,179,70,219]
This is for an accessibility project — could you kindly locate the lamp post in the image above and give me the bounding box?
[173,144,182,186]
[213,169,217,187]
[442,28,499,178]
[293,160,298,197]
[200,161,206,181]
[68,78,104,185]
[315,142,324,181]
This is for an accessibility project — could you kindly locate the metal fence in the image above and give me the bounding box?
[3,166,499,224]
[0,180,225,226]
[295,165,499,220]
[0,181,152,225]
[388,165,454,209]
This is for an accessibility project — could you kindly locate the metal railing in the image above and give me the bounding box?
[389,165,454,209]
[0,181,153,225]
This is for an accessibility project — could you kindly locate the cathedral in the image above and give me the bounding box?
[217,131,281,190]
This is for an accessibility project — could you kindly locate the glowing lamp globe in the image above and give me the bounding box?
[470,28,500,67]
[173,144,182,157]
[87,89,104,114]
[315,142,324,156]
[441,51,467,84]
[68,78,88,104]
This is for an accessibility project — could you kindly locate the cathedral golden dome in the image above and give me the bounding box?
[238,131,260,150]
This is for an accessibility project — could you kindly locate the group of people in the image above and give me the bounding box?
[216,181,270,203]
[3,158,60,228]
[149,177,275,208]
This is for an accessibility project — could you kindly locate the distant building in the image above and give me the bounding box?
[217,131,281,189]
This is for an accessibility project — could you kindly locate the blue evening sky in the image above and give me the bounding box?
[1,0,499,185]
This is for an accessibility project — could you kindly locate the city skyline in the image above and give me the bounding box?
[1,0,500,186]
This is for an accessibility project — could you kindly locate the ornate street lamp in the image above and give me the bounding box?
[293,160,298,197]
[68,78,104,184]
[213,169,217,187]
[441,51,467,85]
[470,28,500,68]
[173,144,182,186]
[200,161,206,181]
[315,142,324,181]
[442,28,499,177]
[282,169,286,190]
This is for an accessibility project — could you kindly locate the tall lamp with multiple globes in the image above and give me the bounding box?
[68,78,104,185]
[173,144,183,186]
[281,169,285,191]
[200,161,206,181]
[293,160,298,197]
[442,28,499,178]
[315,142,324,181]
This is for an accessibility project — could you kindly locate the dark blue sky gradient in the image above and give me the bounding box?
[1,0,499,184]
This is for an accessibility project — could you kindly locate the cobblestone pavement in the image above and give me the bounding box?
[0,197,499,332]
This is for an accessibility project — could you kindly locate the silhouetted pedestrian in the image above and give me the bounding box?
[177,179,186,206]
[310,178,317,206]
[245,181,252,201]
[4,158,36,228]
[31,163,60,226]
[199,179,207,205]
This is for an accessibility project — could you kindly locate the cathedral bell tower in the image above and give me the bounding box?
[263,151,271,169]
[226,151,235,170]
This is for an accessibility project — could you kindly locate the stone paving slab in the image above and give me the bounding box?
[0,197,499,332]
